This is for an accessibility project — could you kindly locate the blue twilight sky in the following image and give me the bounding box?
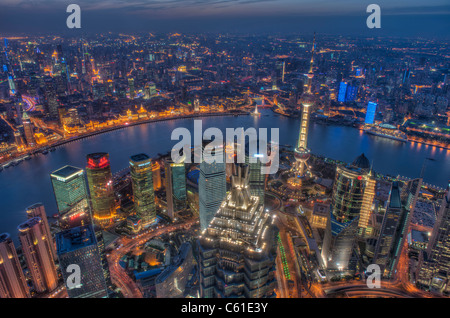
[0,0,449,36]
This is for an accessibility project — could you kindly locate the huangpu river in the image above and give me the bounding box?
[1,109,449,241]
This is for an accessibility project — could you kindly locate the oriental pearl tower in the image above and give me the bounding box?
[293,33,315,179]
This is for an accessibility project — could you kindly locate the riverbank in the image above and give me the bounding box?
[1,110,249,167]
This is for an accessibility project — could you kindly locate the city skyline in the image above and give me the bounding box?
[0,0,449,301]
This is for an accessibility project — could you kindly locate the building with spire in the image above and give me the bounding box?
[198,164,278,298]
[292,34,316,181]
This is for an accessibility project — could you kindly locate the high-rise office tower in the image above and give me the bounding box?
[165,158,187,219]
[152,161,162,190]
[198,165,278,298]
[18,217,58,293]
[199,141,226,230]
[322,153,375,272]
[245,146,266,206]
[44,80,59,118]
[130,153,156,227]
[128,78,135,99]
[86,153,115,228]
[0,233,30,298]
[331,153,373,223]
[26,203,56,261]
[373,179,421,279]
[418,186,450,294]
[337,82,348,103]
[50,165,90,228]
[56,225,108,298]
[22,112,35,147]
[365,101,378,125]
[93,225,112,290]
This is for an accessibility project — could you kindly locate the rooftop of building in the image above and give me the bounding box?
[56,224,97,255]
[18,217,42,232]
[350,153,370,170]
[0,233,11,243]
[87,152,108,160]
[51,165,83,179]
[130,153,150,163]
[410,229,430,243]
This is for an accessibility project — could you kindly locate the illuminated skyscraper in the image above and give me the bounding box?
[418,185,450,294]
[199,142,226,230]
[18,217,58,293]
[322,153,376,272]
[26,203,56,261]
[365,101,377,125]
[198,165,278,298]
[50,165,90,228]
[22,111,35,147]
[373,179,421,279]
[165,158,187,219]
[128,78,135,99]
[152,161,162,190]
[130,153,156,227]
[245,146,266,205]
[293,34,315,179]
[331,154,372,223]
[86,153,115,228]
[56,225,108,298]
[337,82,347,102]
[0,233,30,298]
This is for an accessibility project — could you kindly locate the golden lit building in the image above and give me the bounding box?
[18,217,58,293]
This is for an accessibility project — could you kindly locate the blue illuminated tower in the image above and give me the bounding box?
[365,101,377,125]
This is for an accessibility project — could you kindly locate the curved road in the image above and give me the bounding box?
[107,219,198,298]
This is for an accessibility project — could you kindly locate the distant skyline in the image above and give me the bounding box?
[0,0,449,37]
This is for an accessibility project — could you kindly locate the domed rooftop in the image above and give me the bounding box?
[351,153,370,170]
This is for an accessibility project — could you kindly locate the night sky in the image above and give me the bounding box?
[0,0,449,37]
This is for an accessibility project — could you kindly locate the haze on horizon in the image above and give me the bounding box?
[0,0,449,38]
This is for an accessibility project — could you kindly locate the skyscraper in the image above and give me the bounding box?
[165,158,187,219]
[130,153,156,227]
[373,179,421,279]
[337,82,348,103]
[86,153,115,228]
[18,217,58,294]
[56,225,108,298]
[322,153,375,272]
[50,165,90,228]
[365,101,377,125]
[199,142,226,230]
[0,233,30,298]
[152,161,162,190]
[418,186,450,294]
[198,165,278,298]
[26,203,56,261]
[22,111,35,147]
[245,148,266,205]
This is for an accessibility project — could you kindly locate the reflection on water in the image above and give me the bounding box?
[0,109,448,240]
